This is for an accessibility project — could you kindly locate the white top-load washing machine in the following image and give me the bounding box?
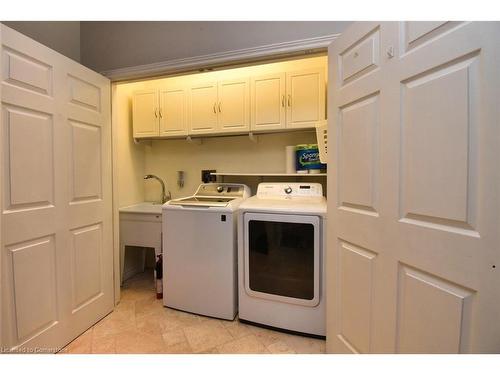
[237,182,327,336]
[162,183,250,320]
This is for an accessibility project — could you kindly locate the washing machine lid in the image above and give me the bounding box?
[165,183,251,210]
[168,196,236,207]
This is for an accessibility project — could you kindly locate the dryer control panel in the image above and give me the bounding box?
[256,183,323,198]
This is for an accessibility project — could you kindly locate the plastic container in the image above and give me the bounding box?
[296,144,323,172]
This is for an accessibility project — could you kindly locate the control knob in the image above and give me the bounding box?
[216,186,224,193]
[284,186,293,194]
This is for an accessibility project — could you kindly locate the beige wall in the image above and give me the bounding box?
[114,83,146,207]
[143,131,320,200]
[1,21,81,62]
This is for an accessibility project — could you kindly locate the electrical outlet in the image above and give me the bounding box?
[201,169,216,183]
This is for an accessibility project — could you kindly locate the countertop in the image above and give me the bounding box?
[119,202,163,214]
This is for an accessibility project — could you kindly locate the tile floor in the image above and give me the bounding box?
[60,270,325,354]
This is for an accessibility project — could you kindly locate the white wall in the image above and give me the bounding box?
[80,21,350,72]
[1,21,81,62]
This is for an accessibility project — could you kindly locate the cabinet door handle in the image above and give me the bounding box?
[281,95,285,107]
[159,108,163,119]
[154,108,158,118]
[213,103,217,114]
[287,95,291,107]
[218,102,222,113]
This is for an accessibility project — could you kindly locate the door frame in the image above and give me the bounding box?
[111,83,121,305]
[0,24,3,348]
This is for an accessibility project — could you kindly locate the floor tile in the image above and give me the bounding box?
[217,335,269,354]
[267,340,296,354]
[62,329,92,354]
[162,328,187,347]
[114,328,166,354]
[60,270,325,354]
[221,319,253,339]
[91,333,116,354]
[247,324,293,347]
[281,334,326,354]
[183,320,234,353]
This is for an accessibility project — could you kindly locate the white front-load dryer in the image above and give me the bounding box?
[237,182,327,336]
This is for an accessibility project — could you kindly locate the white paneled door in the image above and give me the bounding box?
[0,24,113,352]
[327,22,500,353]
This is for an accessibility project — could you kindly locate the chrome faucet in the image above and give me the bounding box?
[144,174,171,204]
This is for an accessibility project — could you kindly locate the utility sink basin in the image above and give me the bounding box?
[119,202,163,215]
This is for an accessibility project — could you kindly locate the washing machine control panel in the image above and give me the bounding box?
[257,183,323,198]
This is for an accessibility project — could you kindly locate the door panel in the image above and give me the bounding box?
[250,73,286,131]
[64,61,113,338]
[9,236,58,343]
[340,27,380,84]
[0,24,113,352]
[338,241,377,354]
[286,68,325,129]
[3,105,54,208]
[338,93,379,214]
[69,120,102,202]
[218,78,249,132]
[2,45,53,96]
[327,22,500,353]
[132,90,158,138]
[401,53,478,231]
[188,82,218,134]
[396,264,473,354]
[159,87,187,136]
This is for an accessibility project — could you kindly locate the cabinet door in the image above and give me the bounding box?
[217,78,250,132]
[159,87,187,137]
[250,73,286,131]
[132,90,159,138]
[286,68,326,129]
[188,82,218,134]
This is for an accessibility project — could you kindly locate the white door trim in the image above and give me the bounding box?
[111,83,121,305]
[101,34,340,82]
[0,24,3,349]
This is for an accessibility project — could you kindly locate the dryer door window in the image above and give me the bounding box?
[244,213,320,307]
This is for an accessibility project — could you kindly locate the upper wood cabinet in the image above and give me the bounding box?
[132,57,326,139]
[218,78,250,132]
[188,78,249,135]
[133,87,187,138]
[286,68,326,129]
[250,68,326,131]
[188,82,218,135]
[250,73,286,131]
[132,90,159,138]
[159,87,187,137]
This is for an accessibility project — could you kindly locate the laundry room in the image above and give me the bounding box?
[113,53,329,346]
[1,3,500,373]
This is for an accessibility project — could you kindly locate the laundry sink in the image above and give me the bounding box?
[119,202,163,215]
